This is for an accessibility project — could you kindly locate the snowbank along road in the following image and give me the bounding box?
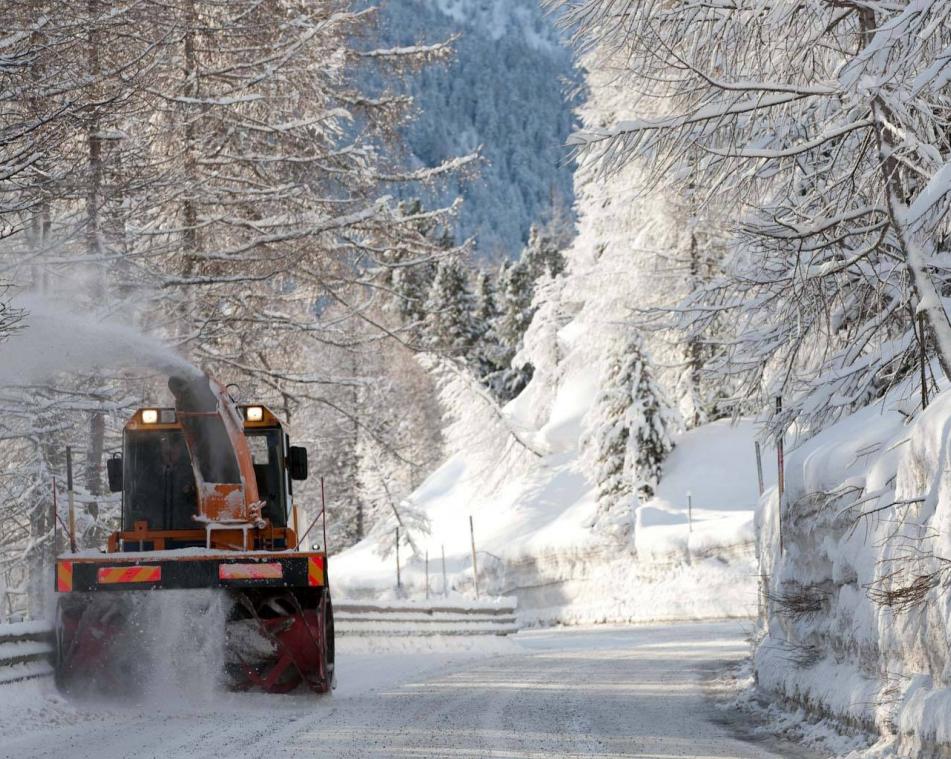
[0,621,818,759]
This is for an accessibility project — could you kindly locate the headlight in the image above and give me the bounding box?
[142,409,159,424]
[246,406,264,422]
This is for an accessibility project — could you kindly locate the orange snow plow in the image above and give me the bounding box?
[53,374,334,696]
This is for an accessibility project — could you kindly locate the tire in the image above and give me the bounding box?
[325,597,335,691]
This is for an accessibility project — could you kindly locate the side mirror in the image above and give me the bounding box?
[288,446,309,481]
[106,456,123,493]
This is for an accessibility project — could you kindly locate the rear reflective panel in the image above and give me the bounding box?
[57,561,73,592]
[218,562,283,581]
[97,565,162,584]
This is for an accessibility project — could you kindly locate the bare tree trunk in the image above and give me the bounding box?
[182,0,200,265]
[85,412,105,504]
[686,231,703,427]
[84,0,106,499]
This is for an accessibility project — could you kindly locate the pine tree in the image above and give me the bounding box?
[385,200,450,343]
[472,270,505,379]
[523,222,567,282]
[422,258,479,358]
[489,259,535,400]
[584,332,678,535]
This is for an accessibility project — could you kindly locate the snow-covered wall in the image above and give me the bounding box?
[755,383,951,756]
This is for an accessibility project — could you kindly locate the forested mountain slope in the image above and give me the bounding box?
[368,0,581,257]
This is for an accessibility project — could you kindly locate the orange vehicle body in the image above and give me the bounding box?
[53,374,334,696]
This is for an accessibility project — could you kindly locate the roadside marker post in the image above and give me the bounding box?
[469,516,479,600]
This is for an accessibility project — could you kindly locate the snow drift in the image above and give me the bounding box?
[755,380,951,757]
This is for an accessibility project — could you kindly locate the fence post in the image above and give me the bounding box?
[395,527,401,591]
[425,550,430,600]
[754,441,765,497]
[469,515,479,600]
[687,491,692,534]
[441,544,448,598]
[776,397,784,554]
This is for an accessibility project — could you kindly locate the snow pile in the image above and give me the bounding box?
[755,382,951,757]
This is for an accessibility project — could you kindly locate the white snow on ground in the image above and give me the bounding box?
[0,621,826,759]
[716,660,874,758]
[0,634,520,755]
[334,413,774,625]
[756,380,951,757]
[333,212,777,625]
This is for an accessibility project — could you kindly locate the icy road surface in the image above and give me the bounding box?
[1,621,817,759]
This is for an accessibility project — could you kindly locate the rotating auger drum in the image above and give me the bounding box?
[227,587,335,694]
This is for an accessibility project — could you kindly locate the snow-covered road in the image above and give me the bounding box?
[1,621,816,759]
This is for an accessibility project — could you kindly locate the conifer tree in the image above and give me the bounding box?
[472,270,504,379]
[494,260,533,363]
[489,259,536,400]
[422,258,479,358]
[584,332,678,535]
[385,199,450,342]
[523,223,567,281]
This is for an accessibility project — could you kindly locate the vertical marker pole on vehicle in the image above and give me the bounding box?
[66,446,77,553]
[51,477,58,588]
[321,476,328,555]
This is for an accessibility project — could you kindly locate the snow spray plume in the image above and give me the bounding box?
[139,590,232,705]
[0,295,200,384]
[77,591,233,704]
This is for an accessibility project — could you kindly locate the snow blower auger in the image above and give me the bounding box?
[53,373,335,697]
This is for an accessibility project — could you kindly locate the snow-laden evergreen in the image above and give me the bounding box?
[582,332,678,536]
[422,258,480,358]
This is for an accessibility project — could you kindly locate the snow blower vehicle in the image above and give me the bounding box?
[53,373,334,696]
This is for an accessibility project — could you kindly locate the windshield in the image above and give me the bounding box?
[123,430,196,531]
[247,429,288,527]
[121,427,287,531]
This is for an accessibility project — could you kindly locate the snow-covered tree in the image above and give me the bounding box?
[422,258,479,358]
[382,199,456,344]
[583,332,678,535]
[471,270,505,378]
[523,221,568,282]
[553,0,951,435]
[486,208,575,402]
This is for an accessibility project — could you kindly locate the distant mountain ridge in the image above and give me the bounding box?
[371,0,581,257]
